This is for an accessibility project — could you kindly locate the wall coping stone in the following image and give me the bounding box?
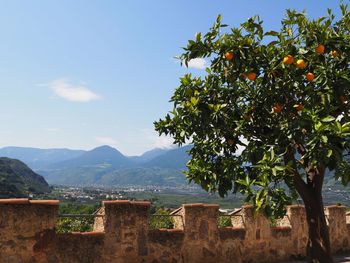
[183,203,219,208]
[326,205,347,209]
[0,198,30,204]
[0,199,60,205]
[288,204,305,208]
[29,200,60,205]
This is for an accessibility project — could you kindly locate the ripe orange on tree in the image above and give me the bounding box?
[315,44,325,54]
[296,59,306,69]
[273,103,282,113]
[224,52,234,60]
[306,72,315,82]
[247,72,257,81]
[283,55,294,65]
[294,104,304,111]
[330,50,338,57]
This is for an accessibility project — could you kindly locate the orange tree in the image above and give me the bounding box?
[155,4,350,262]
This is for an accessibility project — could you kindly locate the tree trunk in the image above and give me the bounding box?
[302,191,333,263]
[285,147,333,262]
[293,165,333,263]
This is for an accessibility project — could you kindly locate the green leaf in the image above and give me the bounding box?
[298,48,308,54]
[327,149,333,158]
[190,97,199,105]
[265,30,279,36]
[321,116,335,122]
[274,166,286,171]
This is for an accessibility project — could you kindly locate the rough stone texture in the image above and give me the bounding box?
[55,232,105,263]
[93,207,105,232]
[102,200,151,262]
[0,199,349,263]
[326,205,349,254]
[148,229,184,263]
[181,204,220,263]
[0,199,58,263]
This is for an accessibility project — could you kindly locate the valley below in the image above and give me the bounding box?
[1,145,350,209]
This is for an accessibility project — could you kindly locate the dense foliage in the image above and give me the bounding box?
[155,4,350,219]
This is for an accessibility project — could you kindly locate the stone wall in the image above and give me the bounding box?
[0,198,349,263]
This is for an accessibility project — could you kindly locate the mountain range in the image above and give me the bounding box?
[0,145,192,187]
[0,157,51,197]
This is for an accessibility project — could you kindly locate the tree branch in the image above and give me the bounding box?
[284,145,310,203]
[315,165,325,195]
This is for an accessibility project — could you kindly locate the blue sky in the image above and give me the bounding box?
[0,0,344,155]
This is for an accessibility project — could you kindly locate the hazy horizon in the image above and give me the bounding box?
[0,144,180,157]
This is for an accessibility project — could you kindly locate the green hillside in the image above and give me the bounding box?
[40,166,187,186]
[0,157,51,198]
[0,145,193,187]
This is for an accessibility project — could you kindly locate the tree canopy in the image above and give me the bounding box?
[155,4,350,220]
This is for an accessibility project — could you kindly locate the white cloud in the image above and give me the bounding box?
[154,135,175,149]
[95,136,119,146]
[186,58,207,69]
[140,128,175,149]
[48,79,102,102]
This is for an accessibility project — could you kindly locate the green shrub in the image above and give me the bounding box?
[218,215,232,228]
[150,208,174,229]
[56,203,97,233]
[56,217,94,233]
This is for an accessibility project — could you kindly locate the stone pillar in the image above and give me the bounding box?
[287,205,307,256]
[239,205,271,260]
[240,205,271,241]
[326,205,348,253]
[182,203,220,263]
[102,200,150,262]
[0,199,59,263]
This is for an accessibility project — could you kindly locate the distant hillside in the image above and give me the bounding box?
[49,145,132,169]
[0,145,192,187]
[40,145,191,186]
[0,157,51,197]
[144,145,191,169]
[129,148,171,163]
[0,146,85,169]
